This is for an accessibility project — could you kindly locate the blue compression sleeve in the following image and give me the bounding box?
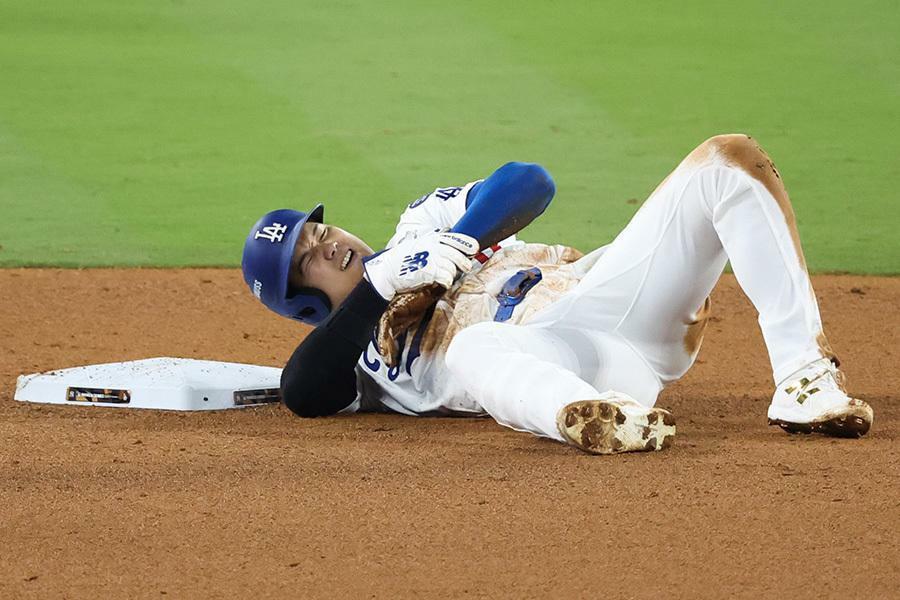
[452,161,555,246]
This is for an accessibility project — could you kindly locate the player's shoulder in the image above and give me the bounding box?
[408,185,466,209]
[405,180,481,212]
[387,180,482,247]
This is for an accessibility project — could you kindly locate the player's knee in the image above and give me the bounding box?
[698,133,776,168]
[703,133,752,146]
[697,133,753,155]
[707,133,788,196]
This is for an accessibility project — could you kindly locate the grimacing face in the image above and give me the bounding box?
[288,221,374,311]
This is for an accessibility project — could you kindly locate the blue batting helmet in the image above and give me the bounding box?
[241,205,332,324]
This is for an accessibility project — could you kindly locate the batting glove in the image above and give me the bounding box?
[363,231,479,301]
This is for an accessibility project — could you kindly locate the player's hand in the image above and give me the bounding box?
[363,231,479,301]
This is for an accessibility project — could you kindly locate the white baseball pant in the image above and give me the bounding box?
[445,134,833,442]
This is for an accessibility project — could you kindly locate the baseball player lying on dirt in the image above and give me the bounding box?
[241,134,873,455]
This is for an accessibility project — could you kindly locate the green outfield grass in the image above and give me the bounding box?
[1,1,897,272]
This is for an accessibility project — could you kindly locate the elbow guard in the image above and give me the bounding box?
[454,161,555,245]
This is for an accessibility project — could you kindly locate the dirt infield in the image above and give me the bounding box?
[1,269,897,599]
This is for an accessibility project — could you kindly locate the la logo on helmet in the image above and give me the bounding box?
[255,223,287,243]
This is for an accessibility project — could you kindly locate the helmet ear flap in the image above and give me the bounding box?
[291,286,332,324]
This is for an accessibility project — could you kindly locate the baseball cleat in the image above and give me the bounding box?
[556,393,675,455]
[767,358,873,438]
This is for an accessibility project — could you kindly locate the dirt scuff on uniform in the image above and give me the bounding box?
[0,269,897,599]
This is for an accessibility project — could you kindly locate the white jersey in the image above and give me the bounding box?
[349,181,605,416]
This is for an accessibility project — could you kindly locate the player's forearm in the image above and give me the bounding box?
[280,280,388,417]
[452,161,555,244]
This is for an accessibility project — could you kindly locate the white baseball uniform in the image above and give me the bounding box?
[350,136,831,444]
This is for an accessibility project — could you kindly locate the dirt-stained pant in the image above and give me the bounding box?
[445,134,833,442]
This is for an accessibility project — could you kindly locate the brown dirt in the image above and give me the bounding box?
[1,269,898,599]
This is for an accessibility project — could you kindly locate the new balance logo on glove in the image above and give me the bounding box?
[399,251,429,276]
[362,231,476,301]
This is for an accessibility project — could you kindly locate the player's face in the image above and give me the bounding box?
[288,221,374,310]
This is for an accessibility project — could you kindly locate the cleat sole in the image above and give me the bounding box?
[768,402,873,439]
[557,400,676,455]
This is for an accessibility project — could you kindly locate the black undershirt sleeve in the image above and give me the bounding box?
[280,280,388,417]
